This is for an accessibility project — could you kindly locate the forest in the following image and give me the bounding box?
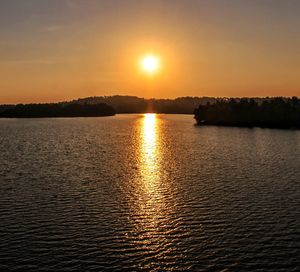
[0,103,116,118]
[194,97,300,129]
[72,96,216,114]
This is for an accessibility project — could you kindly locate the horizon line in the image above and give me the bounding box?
[1,94,300,105]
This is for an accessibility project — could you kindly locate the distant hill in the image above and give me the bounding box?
[1,96,298,116]
[1,95,216,115]
[71,95,217,114]
[71,95,290,114]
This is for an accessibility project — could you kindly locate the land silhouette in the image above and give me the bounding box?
[72,96,216,114]
[0,103,116,118]
[1,96,300,129]
[0,96,216,116]
[194,97,300,129]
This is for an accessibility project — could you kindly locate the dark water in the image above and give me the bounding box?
[0,114,299,272]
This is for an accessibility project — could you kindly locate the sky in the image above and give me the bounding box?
[0,0,300,103]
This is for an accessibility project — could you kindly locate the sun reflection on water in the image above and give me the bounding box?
[137,113,163,219]
[127,114,187,270]
[141,113,159,192]
[136,113,165,243]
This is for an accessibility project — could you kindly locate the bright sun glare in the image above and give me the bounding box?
[140,55,160,74]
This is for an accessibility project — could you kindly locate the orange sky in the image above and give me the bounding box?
[0,0,300,103]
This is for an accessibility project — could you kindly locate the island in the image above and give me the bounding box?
[0,103,116,118]
[194,97,300,129]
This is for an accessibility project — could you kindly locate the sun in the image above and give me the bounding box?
[140,55,160,74]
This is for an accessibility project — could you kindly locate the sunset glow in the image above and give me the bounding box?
[0,1,299,103]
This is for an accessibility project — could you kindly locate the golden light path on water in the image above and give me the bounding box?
[141,113,159,192]
[138,113,163,220]
[130,113,186,270]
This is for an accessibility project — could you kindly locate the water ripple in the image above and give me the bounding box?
[0,115,299,271]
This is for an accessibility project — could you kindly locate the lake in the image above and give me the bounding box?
[0,114,299,271]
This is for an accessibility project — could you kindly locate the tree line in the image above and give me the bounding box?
[194,97,300,129]
[0,103,116,118]
[73,95,216,114]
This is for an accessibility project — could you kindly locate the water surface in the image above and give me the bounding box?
[0,114,299,271]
